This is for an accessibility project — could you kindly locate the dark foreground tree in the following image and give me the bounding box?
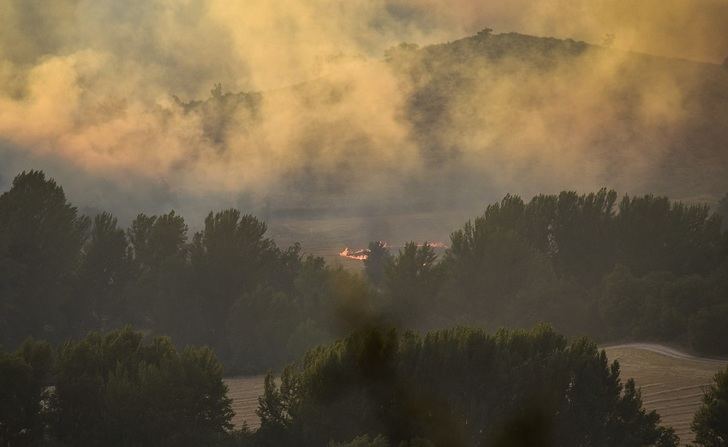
[53,327,234,446]
[256,325,678,447]
[0,339,53,446]
[692,366,728,446]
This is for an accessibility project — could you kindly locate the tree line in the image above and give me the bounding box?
[254,325,680,447]
[0,170,365,374]
[366,189,728,355]
[0,327,241,446]
[2,170,728,376]
[0,325,679,447]
[5,324,728,446]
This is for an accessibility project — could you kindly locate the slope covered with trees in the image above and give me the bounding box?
[177,31,728,209]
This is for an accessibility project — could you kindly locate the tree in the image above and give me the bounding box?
[191,210,274,349]
[385,243,441,328]
[692,366,728,446]
[689,305,728,356]
[0,339,53,446]
[0,171,89,345]
[364,241,391,288]
[256,372,293,446]
[75,212,133,332]
[127,211,194,341]
[53,327,234,446]
[260,326,677,447]
[128,211,188,273]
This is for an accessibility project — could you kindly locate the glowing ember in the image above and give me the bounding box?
[338,241,449,261]
[339,247,370,260]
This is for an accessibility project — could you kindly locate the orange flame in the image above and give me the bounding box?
[339,247,370,261]
[338,241,449,261]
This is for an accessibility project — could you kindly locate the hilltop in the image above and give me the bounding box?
[180,31,728,213]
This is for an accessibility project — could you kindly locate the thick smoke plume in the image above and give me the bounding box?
[1,0,727,251]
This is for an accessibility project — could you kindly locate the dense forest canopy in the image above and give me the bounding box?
[2,170,728,376]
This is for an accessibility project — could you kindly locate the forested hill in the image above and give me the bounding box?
[178,31,728,209]
[400,31,728,195]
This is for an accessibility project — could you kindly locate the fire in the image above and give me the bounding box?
[338,241,449,261]
[339,247,370,261]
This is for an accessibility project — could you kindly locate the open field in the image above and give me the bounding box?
[224,375,266,430]
[604,344,727,445]
[226,344,727,443]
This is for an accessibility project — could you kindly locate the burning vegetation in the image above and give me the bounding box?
[339,241,448,261]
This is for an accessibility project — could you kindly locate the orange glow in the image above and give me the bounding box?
[339,241,449,261]
[339,247,370,261]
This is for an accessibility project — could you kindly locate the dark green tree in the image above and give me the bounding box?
[364,241,392,288]
[127,211,195,342]
[191,210,274,349]
[0,339,53,446]
[259,326,677,447]
[689,305,728,355]
[0,171,89,345]
[385,243,441,328]
[75,212,133,332]
[692,366,728,446]
[53,327,234,446]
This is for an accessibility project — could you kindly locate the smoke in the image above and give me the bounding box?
[1,0,727,239]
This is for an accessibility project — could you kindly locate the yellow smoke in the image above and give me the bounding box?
[0,0,726,208]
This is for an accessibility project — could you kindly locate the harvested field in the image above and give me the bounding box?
[604,344,727,445]
[225,375,266,430]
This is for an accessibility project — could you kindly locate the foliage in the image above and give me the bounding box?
[692,366,728,446]
[0,171,89,346]
[256,326,677,447]
[364,241,392,288]
[52,327,233,446]
[0,339,53,446]
[1,170,727,375]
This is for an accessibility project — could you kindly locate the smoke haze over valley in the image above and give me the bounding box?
[6,3,728,446]
[2,0,728,255]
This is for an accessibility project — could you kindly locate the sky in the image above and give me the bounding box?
[1,0,727,232]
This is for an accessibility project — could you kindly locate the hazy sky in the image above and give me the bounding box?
[1,0,727,225]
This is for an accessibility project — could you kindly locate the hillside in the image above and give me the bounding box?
[181,31,728,214]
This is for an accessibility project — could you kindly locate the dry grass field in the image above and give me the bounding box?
[224,375,266,430]
[604,344,727,445]
[226,344,726,444]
